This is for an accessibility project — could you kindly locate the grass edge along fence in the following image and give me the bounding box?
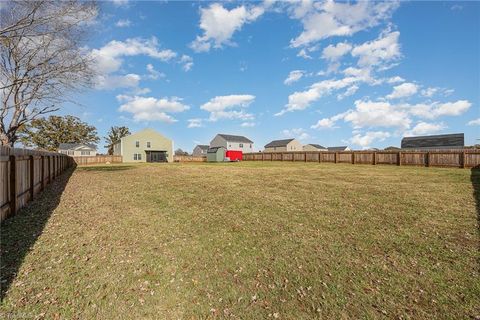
[0,146,74,222]
[243,150,480,169]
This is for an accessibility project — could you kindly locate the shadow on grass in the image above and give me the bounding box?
[76,165,135,172]
[1,166,74,301]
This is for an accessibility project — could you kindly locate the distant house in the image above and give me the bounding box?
[264,139,302,152]
[210,134,254,153]
[207,146,226,162]
[401,133,464,150]
[58,143,97,157]
[327,146,350,152]
[192,145,209,157]
[303,144,328,151]
[113,128,173,162]
[384,146,401,151]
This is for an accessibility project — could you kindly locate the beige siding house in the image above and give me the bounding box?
[264,139,302,152]
[58,143,97,156]
[113,128,173,162]
[303,144,328,151]
[210,134,254,152]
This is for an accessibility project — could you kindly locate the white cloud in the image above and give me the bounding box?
[337,85,359,100]
[91,37,177,74]
[343,100,411,130]
[321,42,352,61]
[421,87,438,98]
[146,64,165,80]
[386,82,418,99]
[115,19,131,27]
[117,95,189,122]
[281,128,310,141]
[200,94,255,121]
[95,73,140,90]
[180,55,194,71]
[187,118,204,128]
[297,48,312,59]
[112,0,129,7]
[311,118,336,129]
[289,1,399,48]
[190,3,267,52]
[405,122,446,136]
[284,70,305,85]
[468,118,480,126]
[407,100,471,119]
[387,76,405,84]
[241,122,255,127]
[351,29,401,68]
[276,76,360,115]
[349,131,391,148]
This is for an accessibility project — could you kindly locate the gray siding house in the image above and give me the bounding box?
[401,133,464,150]
[192,145,209,157]
[210,134,254,153]
[58,143,97,156]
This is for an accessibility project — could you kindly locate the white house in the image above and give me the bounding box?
[210,134,254,153]
[58,143,97,156]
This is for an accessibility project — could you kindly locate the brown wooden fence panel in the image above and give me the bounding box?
[0,147,73,222]
[174,155,206,162]
[243,150,480,169]
[72,155,123,166]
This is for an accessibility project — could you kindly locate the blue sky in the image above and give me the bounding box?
[61,0,479,152]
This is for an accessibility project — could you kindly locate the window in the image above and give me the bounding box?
[147,141,151,148]
[250,144,252,148]
[138,153,142,160]
[239,143,243,148]
[81,151,90,155]
[135,141,139,148]
[67,150,74,155]
[134,153,140,160]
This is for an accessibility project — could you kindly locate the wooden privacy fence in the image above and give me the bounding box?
[243,150,480,169]
[72,155,122,166]
[174,155,207,162]
[0,146,74,222]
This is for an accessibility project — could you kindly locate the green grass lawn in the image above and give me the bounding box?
[1,162,479,319]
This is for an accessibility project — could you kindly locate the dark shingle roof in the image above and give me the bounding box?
[207,146,226,153]
[307,144,327,149]
[217,134,253,143]
[196,145,209,151]
[401,133,464,149]
[327,146,348,151]
[265,139,294,148]
[58,143,96,150]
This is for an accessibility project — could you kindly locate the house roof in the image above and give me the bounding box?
[217,134,253,143]
[58,143,96,150]
[207,146,226,153]
[401,133,464,149]
[196,144,209,151]
[327,146,348,151]
[265,139,295,148]
[307,143,327,149]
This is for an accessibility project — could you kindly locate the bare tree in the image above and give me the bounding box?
[0,1,97,146]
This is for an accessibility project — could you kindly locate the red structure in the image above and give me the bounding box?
[226,150,243,161]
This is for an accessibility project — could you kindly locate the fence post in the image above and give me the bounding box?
[335,152,338,164]
[48,156,51,183]
[461,150,466,168]
[41,155,45,191]
[262,153,264,161]
[304,152,307,162]
[292,152,295,162]
[398,152,402,166]
[352,152,355,164]
[426,152,430,167]
[318,152,322,163]
[280,153,283,161]
[9,155,17,216]
[29,155,34,200]
[373,152,377,165]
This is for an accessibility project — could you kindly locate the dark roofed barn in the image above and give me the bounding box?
[401,133,464,150]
